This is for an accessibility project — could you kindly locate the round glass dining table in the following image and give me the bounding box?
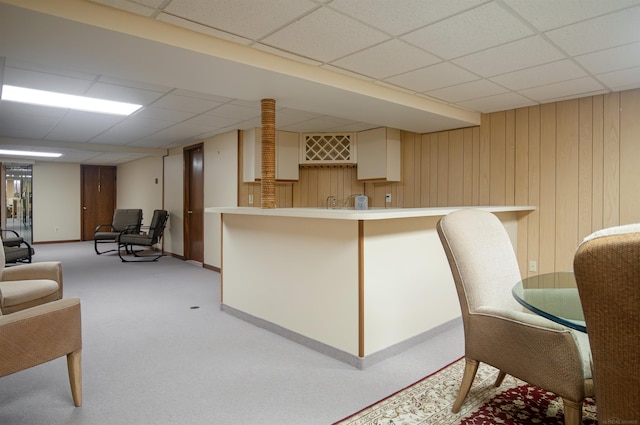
[512,271,586,333]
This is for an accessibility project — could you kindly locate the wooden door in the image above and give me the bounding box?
[184,144,204,262]
[81,165,117,240]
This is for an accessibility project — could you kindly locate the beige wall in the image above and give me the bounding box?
[117,156,164,225]
[32,162,81,242]
[203,131,239,268]
[163,150,184,258]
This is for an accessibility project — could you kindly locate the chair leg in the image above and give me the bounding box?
[494,370,507,387]
[67,349,82,407]
[452,358,479,413]
[562,399,582,425]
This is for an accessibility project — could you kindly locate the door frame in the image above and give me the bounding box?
[183,143,204,262]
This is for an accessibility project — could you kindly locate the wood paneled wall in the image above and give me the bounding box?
[238,88,640,275]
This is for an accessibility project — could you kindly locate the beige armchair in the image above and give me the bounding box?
[574,225,640,423]
[436,209,593,425]
[0,296,82,406]
[0,238,63,314]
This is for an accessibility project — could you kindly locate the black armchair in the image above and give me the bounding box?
[1,229,34,265]
[118,210,169,262]
[94,209,143,254]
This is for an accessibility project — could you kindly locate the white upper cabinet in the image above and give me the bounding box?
[356,127,401,182]
[243,128,299,182]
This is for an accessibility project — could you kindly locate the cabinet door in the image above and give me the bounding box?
[276,131,299,181]
[243,128,299,182]
[357,127,401,182]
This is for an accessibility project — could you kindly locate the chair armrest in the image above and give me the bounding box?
[474,305,569,331]
[94,223,115,233]
[0,297,81,377]
[1,262,63,293]
[0,297,79,326]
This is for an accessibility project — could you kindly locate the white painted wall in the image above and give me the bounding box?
[32,162,81,242]
[203,131,238,268]
[117,156,164,226]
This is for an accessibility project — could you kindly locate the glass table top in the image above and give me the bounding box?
[512,272,586,333]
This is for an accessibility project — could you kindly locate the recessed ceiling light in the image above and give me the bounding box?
[1,85,142,116]
[0,149,62,158]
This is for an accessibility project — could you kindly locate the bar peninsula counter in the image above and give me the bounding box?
[207,206,534,368]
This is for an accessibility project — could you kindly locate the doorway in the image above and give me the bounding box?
[184,144,204,263]
[3,163,33,244]
[81,165,117,240]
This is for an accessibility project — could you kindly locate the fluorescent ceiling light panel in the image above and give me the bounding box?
[0,149,62,158]
[1,85,142,115]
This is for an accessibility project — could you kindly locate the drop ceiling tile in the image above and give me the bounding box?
[0,103,64,139]
[88,0,156,17]
[253,43,323,66]
[546,6,640,56]
[135,106,195,123]
[47,111,124,142]
[262,7,389,63]
[164,0,318,40]
[206,103,261,120]
[328,0,485,36]
[385,62,478,93]
[427,80,509,103]
[453,36,565,78]
[90,116,174,145]
[171,89,233,104]
[576,42,640,74]
[149,94,222,114]
[331,39,440,80]
[597,66,640,91]
[490,60,587,91]
[180,114,239,131]
[458,92,535,113]
[519,77,606,102]
[4,66,93,94]
[274,108,325,127]
[85,83,165,105]
[320,64,376,81]
[503,0,640,31]
[401,2,533,60]
[156,13,253,45]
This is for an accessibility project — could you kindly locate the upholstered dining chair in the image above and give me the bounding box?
[0,295,82,406]
[0,237,63,314]
[436,209,593,425]
[574,224,640,424]
[94,208,143,254]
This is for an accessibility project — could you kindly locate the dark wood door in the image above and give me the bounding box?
[184,144,204,262]
[81,165,117,240]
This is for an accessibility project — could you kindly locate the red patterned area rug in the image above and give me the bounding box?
[334,358,597,425]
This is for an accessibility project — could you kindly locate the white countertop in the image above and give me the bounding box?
[206,206,535,220]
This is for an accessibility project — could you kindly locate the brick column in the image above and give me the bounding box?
[260,98,276,208]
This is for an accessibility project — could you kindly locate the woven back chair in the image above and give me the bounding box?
[0,296,82,406]
[574,225,640,424]
[437,209,593,425]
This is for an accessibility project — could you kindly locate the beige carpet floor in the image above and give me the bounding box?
[334,358,597,425]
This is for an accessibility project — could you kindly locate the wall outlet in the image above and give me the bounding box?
[385,193,392,203]
[55,226,59,232]
[528,260,537,272]
[248,194,254,205]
